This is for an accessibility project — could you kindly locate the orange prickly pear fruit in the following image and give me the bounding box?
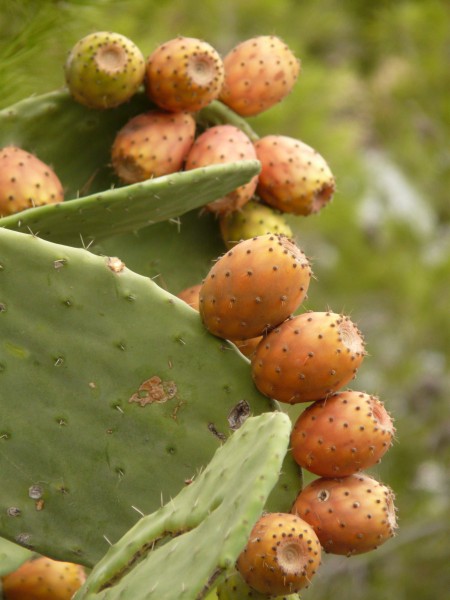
[291,473,398,556]
[233,335,263,359]
[251,311,366,404]
[2,556,86,600]
[254,135,335,216]
[111,110,196,183]
[0,146,64,217]
[145,36,224,113]
[236,512,322,596]
[291,390,395,477]
[219,35,300,117]
[199,233,312,341]
[177,283,202,310]
[184,124,258,215]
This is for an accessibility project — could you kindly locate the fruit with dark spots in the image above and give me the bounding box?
[0,146,64,216]
[111,110,196,183]
[291,390,395,476]
[2,556,86,600]
[219,35,300,117]
[145,36,224,113]
[184,124,258,215]
[219,199,293,249]
[236,512,322,595]
[291,473,398,555]
[251,311,366,404]
[199,233,312,341]
[254,135,335,216]
[177,283,202,310]
[64,31,145,109]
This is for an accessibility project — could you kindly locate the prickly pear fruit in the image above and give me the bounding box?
[111,110,196,183]
[254,135,335,216]
[145,36,225,112]
[219,199,293,249]
[199,233,312,341]
[291,391,395,477]
[64,31,145,109]
[292,473,398,555]
[234,335,263,358]
[236,512,322,596]
[1,556,86,600]
[216,570,301,600]
[0,146,64,216]
[219,35,300,117]
[251,311,366,404]
[176,283,202,310]
[185,124,258,215]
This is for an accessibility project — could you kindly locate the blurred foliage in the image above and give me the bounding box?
[0,0,449,598]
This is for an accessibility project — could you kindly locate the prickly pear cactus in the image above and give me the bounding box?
[0,91,260,246]
[74,412,291,599]
[0,227,300,568]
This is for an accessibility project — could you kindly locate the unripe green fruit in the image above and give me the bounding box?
[219,199,293,249]
[64,31,145,109]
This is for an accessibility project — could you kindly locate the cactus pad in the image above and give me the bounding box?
[74,412,291,599]
[0,228,301,567]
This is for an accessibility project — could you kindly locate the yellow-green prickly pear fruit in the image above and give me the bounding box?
[64,31,145,109]
[219,199,293,249]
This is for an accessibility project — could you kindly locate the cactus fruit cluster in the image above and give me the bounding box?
[0,28,399,599]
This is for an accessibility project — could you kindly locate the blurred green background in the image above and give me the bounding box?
[1,0,449,598]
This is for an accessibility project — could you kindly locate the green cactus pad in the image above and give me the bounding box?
[0,537,34,577]
[74,412,291,600]
[0,228,301,567]
[0,90,260,245]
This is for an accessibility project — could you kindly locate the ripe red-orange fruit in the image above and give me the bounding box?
[111,110,196,183]
[184,124,258,215]
[254,135,335,216]
[177,283,202,310]
[145,36,224,112]
[233,335,263,358]
[0,146,64,216]
[199,234,312,341]
[236,512,322,596]
[251,311,366,404]
[292,473,398,555]
[291,390,395,477]
[219,35,300,117]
